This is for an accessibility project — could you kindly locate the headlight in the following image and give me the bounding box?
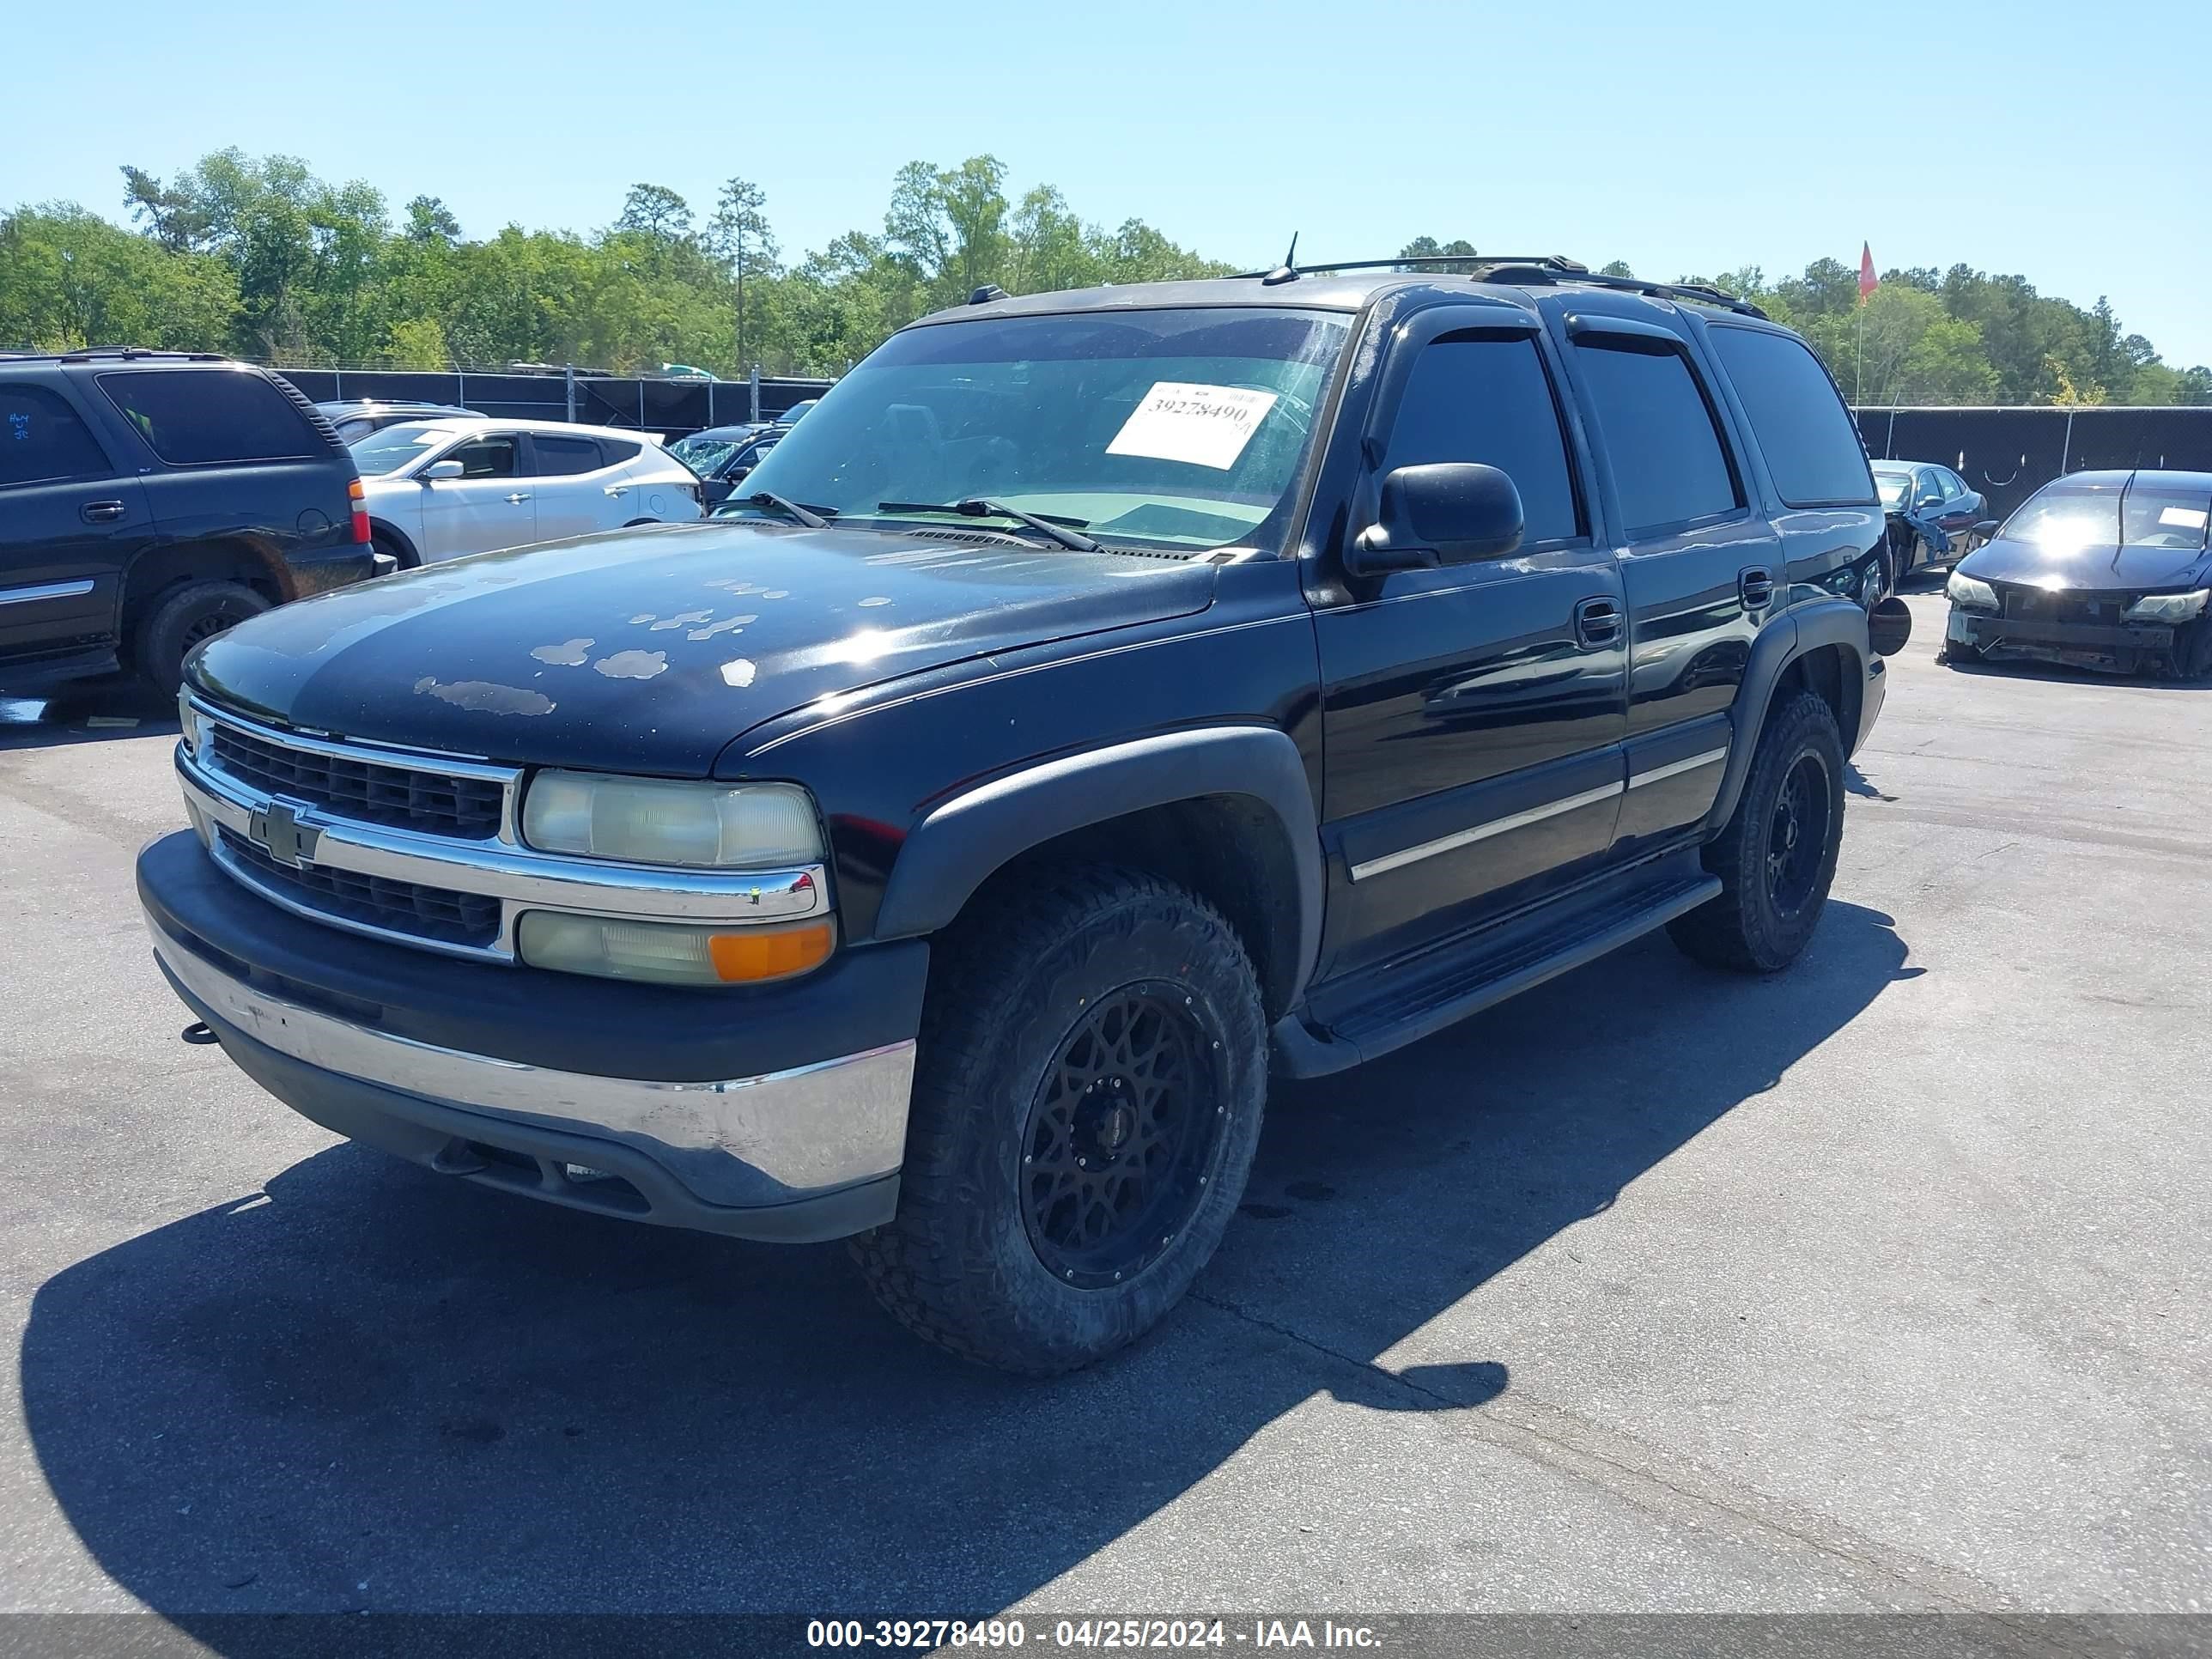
[521,772,823,868]
[2123,588,2210,624]
[516,911,836,986]
[1947,572,1999,611]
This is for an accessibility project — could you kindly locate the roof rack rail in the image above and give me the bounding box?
[0,345,234,365]
[1231,253,1767,319]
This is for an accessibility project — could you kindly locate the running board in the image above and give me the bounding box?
[1274,864,1722,1078]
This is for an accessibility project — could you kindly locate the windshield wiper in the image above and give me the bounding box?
[875,499,1100,553]
[744,491,834,529]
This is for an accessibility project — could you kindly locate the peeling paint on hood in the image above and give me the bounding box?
[185,520,1219,777]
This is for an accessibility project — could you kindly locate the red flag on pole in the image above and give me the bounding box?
[1858,243,1879,304]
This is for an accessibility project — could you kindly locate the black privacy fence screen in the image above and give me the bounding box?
[272,369,835,437]
[1855,405,2212,519]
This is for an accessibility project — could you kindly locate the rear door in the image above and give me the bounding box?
[417,433,537,560]
[524,433,611,539]
[1559,309,1784,851]
[0,379,150,671]
[1310,305,1628,975]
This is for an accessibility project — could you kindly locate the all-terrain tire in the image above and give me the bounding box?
[1667,690,1844,975]
[136,580,270,696]
[848,866,1267,1376]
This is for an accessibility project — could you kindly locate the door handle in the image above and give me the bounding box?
[80,500,126,523]
[505,493,531,504]
[604,484,629,497]
[1572,596,1623,649]
[1739,567,1775,610]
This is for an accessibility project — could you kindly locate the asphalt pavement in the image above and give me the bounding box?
[1,585,2206,1639]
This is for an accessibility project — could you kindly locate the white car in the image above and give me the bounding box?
[349,417,703,567]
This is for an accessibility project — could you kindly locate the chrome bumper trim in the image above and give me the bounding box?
[150,921,915,1209]
[177,743,828,963]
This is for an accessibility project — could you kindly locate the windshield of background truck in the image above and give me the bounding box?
[727,307,1350,553]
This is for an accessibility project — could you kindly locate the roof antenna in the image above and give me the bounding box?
[1261,232,1300,286]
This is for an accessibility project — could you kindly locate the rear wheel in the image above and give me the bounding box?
[134,580,270,696]
[1668,690,1844,975]
[371,529,417,572]
[849,866,1267,1375]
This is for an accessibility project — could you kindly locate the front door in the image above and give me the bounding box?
[0,380,149,674]
[1310,307,1628,978]
[419,433,536,561]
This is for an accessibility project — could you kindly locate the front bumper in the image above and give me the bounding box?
[139,830,927,1242]
[1947,604,2175,671]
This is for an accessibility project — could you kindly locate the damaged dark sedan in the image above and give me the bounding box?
[1942,469,2212,679]
[1874,459,1986,588]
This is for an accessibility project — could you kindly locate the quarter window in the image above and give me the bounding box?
[1571,337,1742,535]
[1379,333,1583,544]
[0,385,112,488]
[1703,325,1874,508]
[97,368,321,465]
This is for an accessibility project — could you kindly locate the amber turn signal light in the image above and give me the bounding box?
[708,920,836,983]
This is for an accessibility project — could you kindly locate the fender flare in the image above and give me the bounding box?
[872,726,1324,1008]
[1705,599,1869,832]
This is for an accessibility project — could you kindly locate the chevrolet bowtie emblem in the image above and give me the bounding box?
[247,800,319,869]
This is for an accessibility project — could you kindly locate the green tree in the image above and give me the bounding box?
[706,178,777,372]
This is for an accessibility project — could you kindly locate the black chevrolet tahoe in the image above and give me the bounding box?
[136,257,1907,1374]
[0,349,375,697]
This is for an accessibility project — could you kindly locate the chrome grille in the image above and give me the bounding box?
[217,826,502,948]
[209,721,504,839]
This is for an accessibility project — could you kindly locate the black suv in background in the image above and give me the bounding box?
[1,350,374,697]
[139,258,1906,1373]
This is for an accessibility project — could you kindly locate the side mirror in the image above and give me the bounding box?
[1869,595,1912,658]
[1972,519,2000,538]
[727,464,754,486]
[1348,463,1523,576]
[422,459,465,481]
[702,479,734,507]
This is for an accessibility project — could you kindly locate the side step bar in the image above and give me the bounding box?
[1272,864,1722,1079]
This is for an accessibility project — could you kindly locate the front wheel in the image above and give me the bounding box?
[1668,690,1844,975]
[849,867,1267,1375]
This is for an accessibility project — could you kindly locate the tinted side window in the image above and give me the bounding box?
[448,436,520,478]
[97,368,320,465]
[600,439,642,465]
[1704,326,1873,508]
[0,384,112,488]
[1571,337,1741,534]
[531,435,604,476]
[1379,334,1583,544]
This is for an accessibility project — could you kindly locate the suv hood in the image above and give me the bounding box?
[1962,533,2212,593]
[187,521,1218,776]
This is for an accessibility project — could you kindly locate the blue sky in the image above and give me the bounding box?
[8,0,2209,367]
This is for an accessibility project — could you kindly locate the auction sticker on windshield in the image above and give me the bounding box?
[1107,382,1279,471]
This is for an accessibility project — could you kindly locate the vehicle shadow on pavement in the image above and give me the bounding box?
[19,903,1908,1625]
[1939,657,2212,692]
[0,684,179,751]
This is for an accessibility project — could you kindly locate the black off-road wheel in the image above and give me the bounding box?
[1668,690,1844,975]
[135,580,270,696]
[849,867,1267,1376]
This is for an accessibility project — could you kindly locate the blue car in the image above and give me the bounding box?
[1942,469,2212,679]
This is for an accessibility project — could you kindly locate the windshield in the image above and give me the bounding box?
[669,434,742,476]
[1872,468,1913,508]
[726,307,1350,553]
[2002,477,2212,553]
[349,422,457,476]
